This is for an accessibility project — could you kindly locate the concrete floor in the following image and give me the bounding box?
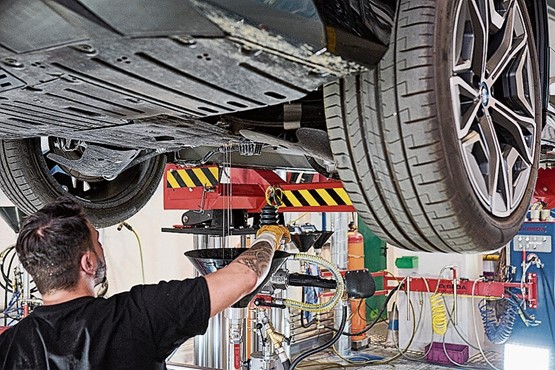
[294,344,503,370]
[293,320,503,370]
[168,350,502,370]
[167,335,503,370]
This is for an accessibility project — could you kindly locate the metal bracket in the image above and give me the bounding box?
[47,144,140,179]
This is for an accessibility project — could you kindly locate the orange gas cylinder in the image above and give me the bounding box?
[348,226,365,270]
[347,223,367,344]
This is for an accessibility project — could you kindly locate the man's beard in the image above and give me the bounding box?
[94,253,107,286]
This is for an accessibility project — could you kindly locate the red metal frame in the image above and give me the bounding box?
[369,271,538,308]
[320,269,538,308]
[164,164,356,212]
[165,163,541,307]
[533,167,555,208]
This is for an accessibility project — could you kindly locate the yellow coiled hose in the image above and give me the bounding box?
[283,253,345,313]
[430,293,448,335]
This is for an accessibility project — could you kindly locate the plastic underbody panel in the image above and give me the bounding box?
[0,0,360,151]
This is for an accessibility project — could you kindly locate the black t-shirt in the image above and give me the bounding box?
[0,277,210,370]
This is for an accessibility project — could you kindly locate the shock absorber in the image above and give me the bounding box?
[260,205,279,226]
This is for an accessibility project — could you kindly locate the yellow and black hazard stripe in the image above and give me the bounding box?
[167,167,219,188]
[281,188,352,207]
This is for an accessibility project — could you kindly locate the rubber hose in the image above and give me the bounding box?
[290,304,348,370]
[479,298,518,344]
[430,293,448,335]
[284,253,345,313]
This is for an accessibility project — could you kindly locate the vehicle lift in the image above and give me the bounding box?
[162,163,367,369]
[162,163,544,369]
[163,163,354,233]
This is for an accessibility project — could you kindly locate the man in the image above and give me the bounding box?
[0,197,289,369]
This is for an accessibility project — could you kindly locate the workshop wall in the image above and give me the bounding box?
[100,184,196,295]
[0,191,17,312]
[0,209,16,252]
[0,183,197,310]
[387,246,496,356]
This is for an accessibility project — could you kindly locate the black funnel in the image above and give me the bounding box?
[185,248,290,308]
[288,224,333,252]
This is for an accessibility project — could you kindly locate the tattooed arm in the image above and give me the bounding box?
[233,239,274,285]
[203,228,287,317]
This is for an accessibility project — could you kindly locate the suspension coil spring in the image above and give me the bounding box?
[479,298,518,344]
[260,205,279,226]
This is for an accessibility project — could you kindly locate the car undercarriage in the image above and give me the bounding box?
[0,0,550,253]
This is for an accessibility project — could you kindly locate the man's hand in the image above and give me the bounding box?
[256,225,291,249]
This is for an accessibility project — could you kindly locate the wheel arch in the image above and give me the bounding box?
[525,0,550,123]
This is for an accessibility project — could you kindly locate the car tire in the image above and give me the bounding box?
[0,138,166,228]
[324,0,541,252]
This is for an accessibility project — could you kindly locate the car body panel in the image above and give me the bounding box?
[0,0,550,251]
[0,0,548,160]
[0,0,371,152]
[207,0,326,49]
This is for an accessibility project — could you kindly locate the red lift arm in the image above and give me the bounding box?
[320,269,539,308]
[163,164,356,213]
[372,271,538,309]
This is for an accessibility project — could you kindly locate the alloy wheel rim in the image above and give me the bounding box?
[450,0,536,217]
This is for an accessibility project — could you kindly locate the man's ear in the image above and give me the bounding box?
[80,251,96,275]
